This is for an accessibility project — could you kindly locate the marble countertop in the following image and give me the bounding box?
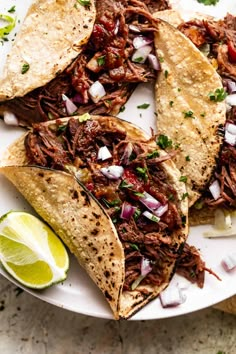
[0,276,235,354]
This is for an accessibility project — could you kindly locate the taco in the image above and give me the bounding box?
[153,18,226,207]
[0,115,189,319]
[0,0,169,127]
[0,0,96,100]
[177,14,236,225]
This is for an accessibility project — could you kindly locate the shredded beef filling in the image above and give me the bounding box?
[179,15,236,212]
[0,0,170,127]
[24,117,209,290]
[176,244,221,288]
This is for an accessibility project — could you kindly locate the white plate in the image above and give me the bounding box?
[0,0,236,320]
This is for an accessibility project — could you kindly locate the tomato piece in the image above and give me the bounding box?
[122,169,144,192]
[228,40,236,63]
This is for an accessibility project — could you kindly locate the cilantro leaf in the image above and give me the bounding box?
[156,135,172,149]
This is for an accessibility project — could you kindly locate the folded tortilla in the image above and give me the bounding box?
[0,0,96,100]
[0,115,188,319]
[154,19,226,206]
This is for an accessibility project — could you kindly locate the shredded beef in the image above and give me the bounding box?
[24,117,191,291]
[178,14,236,80]
[176,244,221,288]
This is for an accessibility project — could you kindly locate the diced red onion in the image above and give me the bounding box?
[225,130,236,146]
[148,54,161,71]
[62,94,78,115]
[114,20,119,35]
[72,93,83,104]
[97,146,112,161]
[226,123,236,135]
[221,252,236,271]
[3,111,19,126]
[142,211,160,223]
[223,78,236,94]
[120,202,137,220]
[141,257,152,276]
[132,45,152,64]
[88,81,106,103]
[100,165,124,180]
[140,192,161,210]
[160,284,186,308]
[209,180,221,200]
[133,36,153,49]
[226,94,236,107]
[154,204,168,217]
[131,275,145,290]
[129,24,141,33]
[120,142,133,165]
[131,257,152,290]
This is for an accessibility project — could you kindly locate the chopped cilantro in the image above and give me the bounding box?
[146,150,160,159]
[57,124,67,133]
[208,88,227,102]
[156,134,172,149]
[21,63,30,74]
[164,70,169,78]
[102,199,121,208]
[97,55,106,66]
[8,6,16,13]
[137,103,150,109]
[136,167,148,182]
[133,191,145,198]
[169,100,174,107]
[168,194,174,201]
[151,215,160,223]
[134,208,141,220]
[185,155,190,161]
[183,110,195,118]
[129,243,140,251]
[179,176,187,183]
[197,0,219,5]
[133,57,143,63]
[77,0,91,6]
[119,180,134,189]
[177,88,181,92]
[159,56,164,63]
[181,192,189,200]
[200,112,206,117]
[119,106,125,113]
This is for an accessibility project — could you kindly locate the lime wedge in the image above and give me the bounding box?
[0,211,69,289]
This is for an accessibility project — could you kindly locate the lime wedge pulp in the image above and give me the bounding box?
[0,211,69,289]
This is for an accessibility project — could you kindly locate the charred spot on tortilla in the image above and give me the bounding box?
[80,190,90,206]
[71,190,79,200]
[92,212,101,219]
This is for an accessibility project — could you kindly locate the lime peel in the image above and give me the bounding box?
[0,14,16,38]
